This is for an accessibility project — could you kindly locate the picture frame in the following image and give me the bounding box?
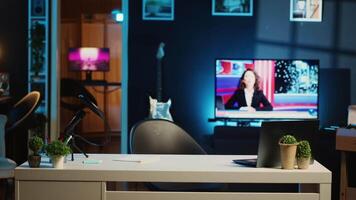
[212,0,253,16]
[142,0,174,21]
[290,0,322,22]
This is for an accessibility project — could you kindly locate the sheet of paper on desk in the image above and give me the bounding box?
[113,155,160,164]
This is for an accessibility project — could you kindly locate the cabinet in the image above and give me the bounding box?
[28,0,49,140]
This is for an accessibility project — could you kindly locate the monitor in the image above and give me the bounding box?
[215,59,319,121]
[68,47,110,81]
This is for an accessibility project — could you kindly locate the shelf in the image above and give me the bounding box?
[30,16,47,20]
[28,0,49,133]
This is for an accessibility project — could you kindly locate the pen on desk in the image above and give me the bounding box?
[112,159,141,162]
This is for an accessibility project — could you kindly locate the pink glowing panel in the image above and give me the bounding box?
[68,47,110,71]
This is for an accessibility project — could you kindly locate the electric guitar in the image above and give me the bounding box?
[149,42,173,121]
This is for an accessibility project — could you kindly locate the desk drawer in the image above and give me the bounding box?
[16,181,103,200]
[336,129,356,152]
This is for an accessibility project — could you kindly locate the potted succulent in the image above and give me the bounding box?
[279,134,298,169]
[45,140,71,169]
[28,135,44,168]
[296,140,312,169]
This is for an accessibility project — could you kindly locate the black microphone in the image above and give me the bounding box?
[64,110,86,135]
[77,94,105,119]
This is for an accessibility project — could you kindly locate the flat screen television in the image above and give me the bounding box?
[68,47,110,81]
[215,59,319,121]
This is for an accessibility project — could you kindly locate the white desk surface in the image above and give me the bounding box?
[15,154,331,184]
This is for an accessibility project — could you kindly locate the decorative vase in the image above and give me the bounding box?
[297,157,310,169]
[51,156,65,169]
[279,143,298,169]
[28,155,41,168]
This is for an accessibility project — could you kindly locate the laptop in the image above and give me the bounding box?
[233,120,318,168]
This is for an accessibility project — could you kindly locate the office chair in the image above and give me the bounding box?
[130,119,223,191]
[6,91,41,132]
[1,91,40,200]
[0,114,15,200]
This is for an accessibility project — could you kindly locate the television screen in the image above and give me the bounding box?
[215,59,319,120]
[68,47,110,71]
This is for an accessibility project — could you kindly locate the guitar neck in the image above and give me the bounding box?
[156,59,162,102]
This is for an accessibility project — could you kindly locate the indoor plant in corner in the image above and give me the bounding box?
[30,21,45,78]
[28,135,44,168]
[45,140,71,169]
[279,135,298,170]
[296,140,312,169]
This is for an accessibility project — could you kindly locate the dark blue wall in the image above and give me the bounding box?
[0,1,29,164]
[128,0,356,150]
[0,1,28,99]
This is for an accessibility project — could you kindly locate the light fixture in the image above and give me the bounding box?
[111,9,124,23]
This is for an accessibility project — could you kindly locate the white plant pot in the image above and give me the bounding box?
[279,143,298,170]
[51,156,65,169]
[297,157,310,169]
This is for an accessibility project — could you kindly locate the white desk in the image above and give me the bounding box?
[15,154,331,200]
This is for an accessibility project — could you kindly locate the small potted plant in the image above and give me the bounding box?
[296,140,312,169]
[279,134,298,169]
[45,140,71,169]
[28,135,44,168]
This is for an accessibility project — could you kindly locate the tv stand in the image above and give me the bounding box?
[208,118,261,127]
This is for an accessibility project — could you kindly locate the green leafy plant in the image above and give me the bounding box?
[279,135,298,144]
[45,140,71,157]
[30,21,45,76]
[29,135,44,156]
[297,140,311,158]
[30,113,47,138]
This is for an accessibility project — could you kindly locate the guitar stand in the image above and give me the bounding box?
[64,110,89,161]
[65,133,89,161]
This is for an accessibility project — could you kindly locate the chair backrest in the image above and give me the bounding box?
[0,114,7,157]
[6,91,41,132]
[348,105,356,125]
[60,78,98,111]
[130,119,206,154]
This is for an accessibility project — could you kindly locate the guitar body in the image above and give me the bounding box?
[149,42,173,121]
[149,96,173,121]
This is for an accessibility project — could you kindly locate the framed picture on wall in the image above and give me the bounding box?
[212,0,253,16]
[290,0,322,22]
[143,0,174,21]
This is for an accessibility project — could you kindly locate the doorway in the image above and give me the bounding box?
[58,0,123,153]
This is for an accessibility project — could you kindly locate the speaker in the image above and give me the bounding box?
[32,0,45,16]
[319,68,351,128]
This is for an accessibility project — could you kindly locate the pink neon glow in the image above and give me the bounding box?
[68,47,110,71]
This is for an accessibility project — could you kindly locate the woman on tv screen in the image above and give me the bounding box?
[225,69,273,111]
